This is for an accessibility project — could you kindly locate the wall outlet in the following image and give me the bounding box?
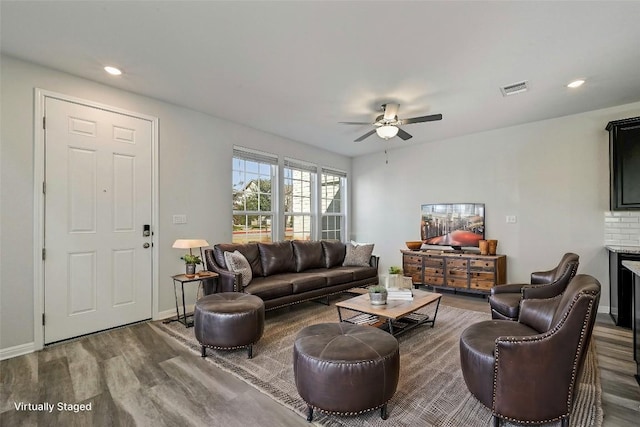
[172,214,187,224]
[506,215,517,224]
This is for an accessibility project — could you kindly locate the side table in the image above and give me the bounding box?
[164,272,219,327]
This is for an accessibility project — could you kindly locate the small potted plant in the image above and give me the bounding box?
[181,254,202,278]
[388,266,403,288]
[368,284,388,305]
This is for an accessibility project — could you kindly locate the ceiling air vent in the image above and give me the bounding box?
[500,80,529,97]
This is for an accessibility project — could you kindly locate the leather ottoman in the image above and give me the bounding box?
[293,322,400,421]
[194,292,265,359]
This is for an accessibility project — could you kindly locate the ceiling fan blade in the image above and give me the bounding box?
[383,103,399,121]
[339,121,372,125]
[354,129,377,142]
[397,128,413,140]
[401,113,443,125]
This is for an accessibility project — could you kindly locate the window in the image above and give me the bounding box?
[284,158,316,241]
[232,148,277,243]
[232,148,347,242]
[321,168,346,240]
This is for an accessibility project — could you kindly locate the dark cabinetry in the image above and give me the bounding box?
[608,117,640,210]
[609,251,640,328]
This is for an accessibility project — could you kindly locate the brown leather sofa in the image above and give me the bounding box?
[489,252,579,320]
[460,274,601,427]
[203,240,379,310]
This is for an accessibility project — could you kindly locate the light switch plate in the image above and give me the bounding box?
[173,214,187,224]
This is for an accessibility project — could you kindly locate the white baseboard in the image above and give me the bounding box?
[0,341,36,361]
[598,305,610,314]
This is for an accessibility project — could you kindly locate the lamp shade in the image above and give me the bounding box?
[172,239,210,249]
[376,125,399,140]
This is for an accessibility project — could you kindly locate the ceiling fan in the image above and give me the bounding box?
[340,103,442,142]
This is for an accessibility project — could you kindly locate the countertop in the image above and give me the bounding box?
[622,260,640,276]
[605,245,640,254]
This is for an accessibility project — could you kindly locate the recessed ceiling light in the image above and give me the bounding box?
[567,79,585,88]
[104,66,122,76]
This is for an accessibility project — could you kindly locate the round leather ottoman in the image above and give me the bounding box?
[194,292,264,359]
[293,323,400,421]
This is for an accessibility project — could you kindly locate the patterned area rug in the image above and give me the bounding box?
[153,297,602,427]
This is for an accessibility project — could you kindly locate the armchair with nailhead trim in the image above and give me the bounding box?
[460,274,600,427]
[489,252,579,321]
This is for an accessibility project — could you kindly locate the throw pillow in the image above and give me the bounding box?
[224,250,253,287]
[342,242,374,267]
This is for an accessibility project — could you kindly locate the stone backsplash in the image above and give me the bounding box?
[605,211,640,247]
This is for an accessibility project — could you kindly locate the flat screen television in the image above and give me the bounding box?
[420,203,485,250]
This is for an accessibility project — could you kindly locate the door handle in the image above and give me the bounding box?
[143,243,150,249]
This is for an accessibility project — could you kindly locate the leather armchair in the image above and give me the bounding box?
[460,274,601,426]
[489,252,579,320]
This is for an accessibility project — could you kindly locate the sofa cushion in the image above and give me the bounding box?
[335,266,377,281]
[244,276,293,300]
[343,242,374,267]
[214,243,263,277]
[321,240,346,268]
[306,268,353,286]
[292,240,325,272]
[289,273,328,294]
[258,241,296,276]
[223,250,253,287]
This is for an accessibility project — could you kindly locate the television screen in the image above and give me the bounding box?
[420,203,485,248]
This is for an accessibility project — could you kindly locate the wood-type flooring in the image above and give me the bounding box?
[1,292,638,426]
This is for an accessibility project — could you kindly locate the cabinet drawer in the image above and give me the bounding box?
[424,258,444,268]
[404,255,423,265]
[470,280,494,290]
[447,259,468,268]
[404,264,422,273]
[424,267,443,277]
[424,275,445,286]
[448,268,468,278]
[447,278,467,288]
[470,271,495,281]
[470,259,495,269]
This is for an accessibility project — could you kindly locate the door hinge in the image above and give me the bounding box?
[42,248,46,260]
[43,116,46,129]
[42,313,46,326]
[42,182,46,194]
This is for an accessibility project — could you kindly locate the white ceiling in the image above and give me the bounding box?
[2,1,640,157]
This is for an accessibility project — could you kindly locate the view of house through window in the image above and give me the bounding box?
[232,149,277,243]
[232,148,346,243]
[284,158,316,241]
[321,169,346,240]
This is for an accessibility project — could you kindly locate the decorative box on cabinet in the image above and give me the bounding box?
[401,250,507,295]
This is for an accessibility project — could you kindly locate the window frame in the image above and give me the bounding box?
[231,148,348,243]
[283,157,317,241]
[232,147,278,243]
[320,168,347,241]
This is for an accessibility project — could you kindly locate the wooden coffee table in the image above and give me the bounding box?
[335,289,442,337]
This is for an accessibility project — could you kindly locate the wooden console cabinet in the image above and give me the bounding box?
[402,250,507,295]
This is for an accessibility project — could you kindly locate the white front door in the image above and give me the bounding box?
[44,97,153,344]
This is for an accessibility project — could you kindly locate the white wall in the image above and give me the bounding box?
[0,56,350,351]
[352,101,640,312]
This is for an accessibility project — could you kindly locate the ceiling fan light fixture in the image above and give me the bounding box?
[567,79,585,88]
[376,125,399,140]
[104,66,122,76]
